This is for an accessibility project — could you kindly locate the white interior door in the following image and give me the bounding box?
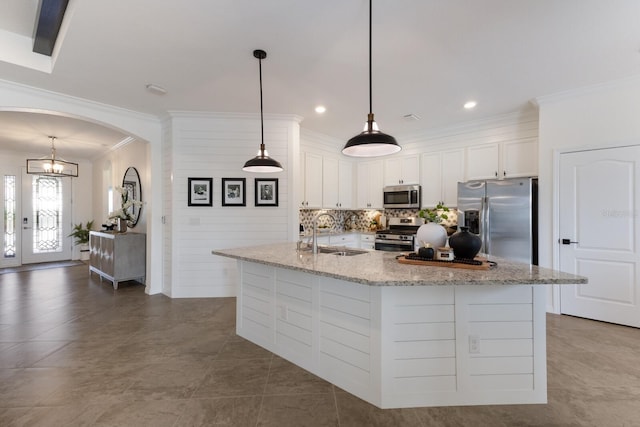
[559,146,640,328]
[21,171,72,264]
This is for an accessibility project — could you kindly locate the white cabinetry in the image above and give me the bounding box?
[329,233,358,248]
[383,155,420,186]
[466,139,537,180]
[356,160,384,209]
[502,138,538,178]
[421,149,465,207]
[360,233,375,250]
[301,152,323,208]
[89,231,146,289]
[322,158,353,209]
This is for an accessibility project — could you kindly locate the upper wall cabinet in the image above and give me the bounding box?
[383,155,420,186]
[356,160,383,209]
[465,139,538,180]
[421,149,465,208]
[301,152,323,208]
[323,158,353,209]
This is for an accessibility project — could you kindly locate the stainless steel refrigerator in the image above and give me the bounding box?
[457,177,538,265]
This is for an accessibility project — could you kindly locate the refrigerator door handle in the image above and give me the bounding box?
[483,196,490,255]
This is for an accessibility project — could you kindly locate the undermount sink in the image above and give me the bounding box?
[318,246,369,256]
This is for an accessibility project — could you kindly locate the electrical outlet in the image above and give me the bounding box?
[469,335,480,354]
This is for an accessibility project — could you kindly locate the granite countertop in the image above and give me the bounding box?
[299,229,377,237]
[212,242,587,287]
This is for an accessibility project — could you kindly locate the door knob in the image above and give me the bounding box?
[561,238,578,245]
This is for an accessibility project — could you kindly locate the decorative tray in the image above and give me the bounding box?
[396,254,495,271]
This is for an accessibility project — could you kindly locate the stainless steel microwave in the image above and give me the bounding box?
[383,184,421,209]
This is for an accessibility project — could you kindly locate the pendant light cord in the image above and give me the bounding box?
[368,0,373,116]
[258,54,265,155]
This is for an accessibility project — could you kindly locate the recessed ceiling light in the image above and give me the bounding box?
[315,105,326,114]
[464,100,477,109]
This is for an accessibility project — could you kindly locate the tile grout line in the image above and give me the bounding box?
[255,353,274,427]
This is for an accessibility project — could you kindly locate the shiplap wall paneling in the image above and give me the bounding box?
[454,285,546,405]
[380,286,457,408]
[162,119,174,296]
[275,268,315,363]
[237,261,275,349]
[168,113,296,297]
[319,277,373,402]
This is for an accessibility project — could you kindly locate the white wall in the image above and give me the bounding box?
[535,74,640,312]
[0,79,163,294]
[164,112,301,298]
[92,140,149,233]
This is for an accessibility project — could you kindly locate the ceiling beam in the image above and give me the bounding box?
[33,0,70,56]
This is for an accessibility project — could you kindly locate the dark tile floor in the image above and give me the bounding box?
[1,263,639,426]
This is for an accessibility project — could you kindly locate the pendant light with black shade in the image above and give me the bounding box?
[243,49,284,173]
[342,0,401,157]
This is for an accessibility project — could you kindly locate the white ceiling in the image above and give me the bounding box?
[1,0,639,160]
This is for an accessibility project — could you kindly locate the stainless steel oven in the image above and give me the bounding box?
[375,217,423,251]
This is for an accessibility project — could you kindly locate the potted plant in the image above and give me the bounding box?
[416,202,450,249]
[69,220,94,261]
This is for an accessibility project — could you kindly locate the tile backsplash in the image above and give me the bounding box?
[299,208,458,233]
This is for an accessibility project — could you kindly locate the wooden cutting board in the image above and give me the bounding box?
[397,256,492,271]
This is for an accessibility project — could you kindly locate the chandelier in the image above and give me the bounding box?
[26,136,79,177]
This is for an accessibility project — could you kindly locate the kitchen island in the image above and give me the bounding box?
[212,242,586,409]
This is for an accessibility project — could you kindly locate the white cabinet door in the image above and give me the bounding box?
[420,152,442,208]
[441,149,465,207]
[466,140,538,181]
[420,149,464,208]
[466,143,500,180]
[360,233,375,250]
[322,157,339,208]
[339,160,353,209]
[356,160,383,209]
[329,234,358,248]
[502,139,538,178]
[303,153,323,208]
[384,155,420,186]
[323,158,353,209]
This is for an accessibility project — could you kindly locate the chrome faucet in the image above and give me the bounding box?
[312,212,336,254]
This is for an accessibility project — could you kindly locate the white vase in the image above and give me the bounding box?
[415,222,447,250]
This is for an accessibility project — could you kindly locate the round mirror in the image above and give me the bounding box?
[122,166,142,227]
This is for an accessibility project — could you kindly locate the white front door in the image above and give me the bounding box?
[21,172,72,264]
[559,145,640,328]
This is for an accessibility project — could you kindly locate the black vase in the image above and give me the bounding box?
[449,226,482,259]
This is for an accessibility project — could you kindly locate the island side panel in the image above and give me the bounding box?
[316,275,377,405]
[236,260,276,350]
[454,285,546,406]
[236,261,379,405]
[379,286,458,408]
[235,260,548,409]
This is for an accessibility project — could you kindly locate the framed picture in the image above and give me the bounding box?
[188,177,213,207]
[222,178,246,206]
[255,178,278,207]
